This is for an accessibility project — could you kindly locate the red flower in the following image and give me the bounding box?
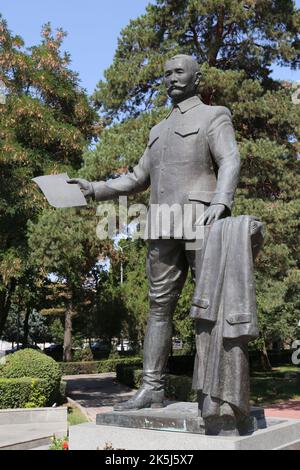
[62,441,69,450]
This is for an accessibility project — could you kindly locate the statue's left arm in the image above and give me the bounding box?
[206,106,241,218]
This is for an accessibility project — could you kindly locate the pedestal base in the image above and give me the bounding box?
[69,417,300,450]
[96,402,266,436]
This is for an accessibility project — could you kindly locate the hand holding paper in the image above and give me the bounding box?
[67,178,94,198]
[32,173,88,208]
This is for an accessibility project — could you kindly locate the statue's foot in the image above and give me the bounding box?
[204,415,238,436]
[113,387,165,412]
[203,403,239,436]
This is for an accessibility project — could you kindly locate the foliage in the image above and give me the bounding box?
[93,0,299,119]
[116,365,197,401]
[67,407,89,426]
[0,16,99,337]
[59,380,67,404]
[27,208,111,361]
[116,365,300,406]
[49,435,69,450]
[60,360,98,375]
[59,357,142,375]
[117,240,149,344]
[27,203,128,363]
[0,349,62,405]
[116,364,143,390]
[2,307,51,344]
[49,318,65,344]
[0,377,47,409]
[72,347,94,362]
[91,269,129,343]
[250,368,300,406]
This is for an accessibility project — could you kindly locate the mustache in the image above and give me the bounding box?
[168,85,186,92]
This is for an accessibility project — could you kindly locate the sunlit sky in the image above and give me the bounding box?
[0,0,299,95]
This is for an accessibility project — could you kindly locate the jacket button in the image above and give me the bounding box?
[160,188,165,193]
[161,167,165,172]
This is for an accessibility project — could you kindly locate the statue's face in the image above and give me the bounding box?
[164,57,198,103]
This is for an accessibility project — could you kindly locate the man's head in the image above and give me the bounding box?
[164,55,200,103]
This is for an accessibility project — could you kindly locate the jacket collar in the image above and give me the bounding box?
[166,95,203,118]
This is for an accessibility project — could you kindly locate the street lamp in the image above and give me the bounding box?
[119,243,132,284]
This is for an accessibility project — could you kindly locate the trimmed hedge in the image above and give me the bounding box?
[116,365,197,402]
[0,378,47,409]
[60,357,143,375]
[0,349,62,406]
[60,361,98,375]
[116,364,143,389]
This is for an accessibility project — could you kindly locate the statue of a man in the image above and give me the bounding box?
[69,55,242,431]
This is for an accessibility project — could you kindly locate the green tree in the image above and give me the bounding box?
[49,318,65,344]
[83,0,300,363]
[119,240,149,345]
[27,207,109,361]
[0,17,99,336]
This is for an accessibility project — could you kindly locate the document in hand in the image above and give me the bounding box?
[32,173,87,208]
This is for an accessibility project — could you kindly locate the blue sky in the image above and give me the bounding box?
[0,0,299,95]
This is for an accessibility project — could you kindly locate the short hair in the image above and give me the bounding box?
[167,55,199,74]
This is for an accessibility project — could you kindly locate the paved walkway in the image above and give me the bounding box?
[264,400,300,420]
[63,373,135,422]
[64,372,300,423]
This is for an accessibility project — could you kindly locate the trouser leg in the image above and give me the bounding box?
[143,239,189,390]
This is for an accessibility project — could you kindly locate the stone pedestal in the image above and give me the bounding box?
[69,417,300,450]
[68,402,300,450]
[96,402,266,436]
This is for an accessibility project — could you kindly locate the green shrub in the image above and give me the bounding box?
[0,378,47,409]
[116,365,197,402]
[116,364,143,388]
[97,357,142,374]
[59,357,142,376]
[165,375,197,402]
[0,349,62,406]
[60,361,98,375]
[73,348,94,362]
[59,380,67,404]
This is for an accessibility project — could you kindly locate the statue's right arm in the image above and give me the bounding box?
[68,149,150,202]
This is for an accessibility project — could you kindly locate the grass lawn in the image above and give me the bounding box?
[250,366,300,406]
[67,406,89,426]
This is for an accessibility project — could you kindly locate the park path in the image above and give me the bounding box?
[63,372,135,422]
[263,400,300,420]
[64,372,300,422]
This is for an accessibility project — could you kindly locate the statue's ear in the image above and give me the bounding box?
[195,71,201,87]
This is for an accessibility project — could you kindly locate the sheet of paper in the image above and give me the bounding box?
[32,173,87,208]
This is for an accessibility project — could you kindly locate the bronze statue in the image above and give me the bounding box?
[69,55,262,435]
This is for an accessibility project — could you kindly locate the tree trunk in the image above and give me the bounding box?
[63,306,73,362]
[23,307,31,348]
[260,342,272,371]
[0,279,16,337]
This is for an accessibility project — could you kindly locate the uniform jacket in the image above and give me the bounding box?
[92,95,241,239]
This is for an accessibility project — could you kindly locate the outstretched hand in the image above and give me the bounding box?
[68,178,94,198]
[203,204,226,225]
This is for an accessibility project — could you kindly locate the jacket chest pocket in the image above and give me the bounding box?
[169,126,201,163]
[148,134,161,168]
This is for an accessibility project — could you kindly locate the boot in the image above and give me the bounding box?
[113,387,165,412]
